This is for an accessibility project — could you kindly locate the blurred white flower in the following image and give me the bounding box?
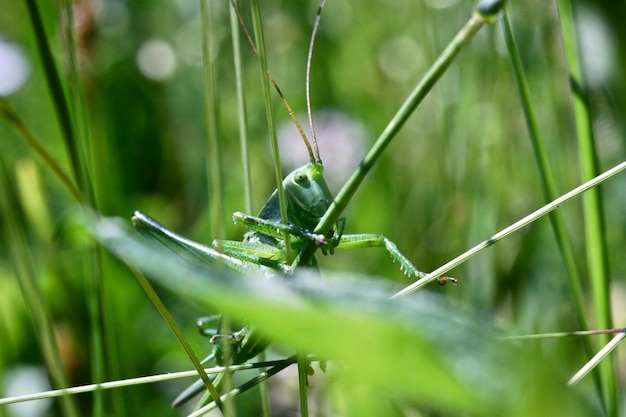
[0,41,31,96]
[3,365,52,417]
[136,39,177,81]
[577,5,616,87]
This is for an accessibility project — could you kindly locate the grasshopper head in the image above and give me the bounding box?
[284,162,333,229]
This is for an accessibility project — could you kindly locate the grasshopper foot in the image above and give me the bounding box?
[437,275,458,286]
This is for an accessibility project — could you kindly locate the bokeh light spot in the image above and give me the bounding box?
[0,42,31,96]
[377,35,423,81]
[136,39,177,81]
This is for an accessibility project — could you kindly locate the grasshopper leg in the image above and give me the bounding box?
[232,212,326,245]
[332,233,457,285]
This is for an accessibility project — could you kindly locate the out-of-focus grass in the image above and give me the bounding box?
[0,0,625,416]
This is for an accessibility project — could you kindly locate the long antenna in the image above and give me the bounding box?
[229,0,316,162]
[306,0,326,164]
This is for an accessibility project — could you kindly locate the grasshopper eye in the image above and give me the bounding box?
[294,171,308,184]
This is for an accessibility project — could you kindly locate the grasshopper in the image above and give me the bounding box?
[131,0,454,409]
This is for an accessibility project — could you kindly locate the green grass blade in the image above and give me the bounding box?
[127,265,223,411]
[296,354,309,417]
[188,357,296,417]
[229,4,269,414]
[201,0,225,240]
[23,0,87,194]
[22,1,110,415]
[0,358,294,406]
[500,1,594,353]
[229,0,253,215]
[556,1,617,415]
[0,98,83,202]
[59,2,124,414]
[247,3,300,414]
[568,331,626,386]
[0,155,80,417]
[249,0,292,263]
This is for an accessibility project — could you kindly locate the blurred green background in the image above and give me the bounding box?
[0,0,625,416]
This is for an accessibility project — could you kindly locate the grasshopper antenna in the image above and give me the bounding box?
[306,0,326,164]
[229,0,316,162]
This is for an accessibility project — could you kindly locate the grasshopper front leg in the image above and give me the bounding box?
[231,211,327,245]
[333,234,457,285]
[211,212,330,270]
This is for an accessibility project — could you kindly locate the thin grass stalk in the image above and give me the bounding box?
[22,2,111,415]
[296,355,310,417]
[127,265,223,411]
[556,1,617,415]
[60,2,125,415]
[228,2,271,415]
[200,3,233,415]
[60,0,92,194]
[248,1,306,414]
[568,332,626,386]
[22,0,96,215]
[249,0,292,263]
[501,6,587,325]
[0,157,80,417]
[503,327,626,341]
[202,0,225,240]
[0,358,296,406]
[0,99,83,202]
[255,347,271,417]
[394,160,626,296]
[22,0,87,192]
[294,3,501,269]
[230,0,253,215]
[501,2,597,369]
[188,358,296,417]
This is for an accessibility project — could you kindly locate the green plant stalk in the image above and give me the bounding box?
[297,352,310,417]
[503,327,626,341]
[127,265,224,411]
[61,1,125,414]
[255,349,271,417]
[0,358,296,406]
[23,1,110,415]
[250,0,293,263]
[60,0,94,201]
[230,0,253,215]
[501,6,587,325]
[229,2,270,415]
[23,0,87,192]
[294,6,496,269]
[568,332,626,386]
[202,0,225,240]
[249,1,303,413]
[501,3,599,382]
[200,3,233,415]
[189,357,296,417]
[0,157,80,417]
[0,99,83,202]
[556,1,617,416]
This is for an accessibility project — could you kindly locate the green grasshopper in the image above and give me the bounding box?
[131,0,454,409]
[132,155,450,407]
